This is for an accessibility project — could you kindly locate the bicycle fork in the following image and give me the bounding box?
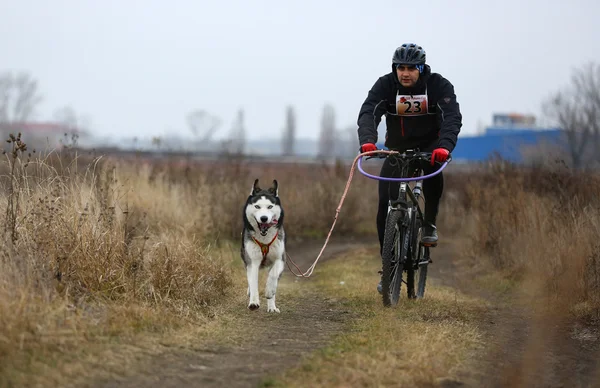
[388,183,412,268]
[406,180,433,268]
[413,180,433,266]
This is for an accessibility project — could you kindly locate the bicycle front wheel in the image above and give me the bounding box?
[381,209,404,307]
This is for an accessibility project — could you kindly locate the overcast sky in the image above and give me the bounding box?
[1,0,599,143]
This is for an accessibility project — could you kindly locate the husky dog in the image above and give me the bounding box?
[241,179,286,313]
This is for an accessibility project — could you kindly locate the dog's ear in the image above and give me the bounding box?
[250,179,261,195]
[268,179,279,197]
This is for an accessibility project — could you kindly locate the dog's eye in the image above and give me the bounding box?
[268,205,273,209]
[254,205,260,209]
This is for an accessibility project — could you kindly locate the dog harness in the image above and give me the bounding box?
[252,231,279,266]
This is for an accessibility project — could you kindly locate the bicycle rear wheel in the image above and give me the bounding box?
[416,243,429,299]
[381,209,404,307]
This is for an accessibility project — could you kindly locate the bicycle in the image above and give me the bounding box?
[357,149,451,307]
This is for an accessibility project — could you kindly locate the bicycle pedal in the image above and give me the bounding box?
[418,258,432,265]
[420,242,438,248]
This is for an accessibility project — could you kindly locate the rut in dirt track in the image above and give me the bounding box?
[91,238,367,388]
[431,241,600,388]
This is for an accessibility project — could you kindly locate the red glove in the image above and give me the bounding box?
[431,148,450,165]
[360,143,378,153]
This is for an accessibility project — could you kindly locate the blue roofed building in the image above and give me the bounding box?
[376,113,565,164]
[451,113,565,163]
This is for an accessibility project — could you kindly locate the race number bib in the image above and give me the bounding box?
[396,93,429,116]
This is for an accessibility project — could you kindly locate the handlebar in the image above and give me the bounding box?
[357,149,451,182]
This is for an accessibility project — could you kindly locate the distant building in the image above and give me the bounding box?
[0,121,87,152]
[451,128,564,163]
[374,113,565,164]
[490,113,537,129]
[451,113,564,163]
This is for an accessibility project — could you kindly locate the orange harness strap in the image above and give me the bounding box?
[252,231,279,266]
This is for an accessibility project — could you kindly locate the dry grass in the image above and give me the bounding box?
[262,246,488,387]
[0,150,237,385]
[2,130,599,386]
[0,134,381,386]
[127,156,380,241]
[444,160,600,323]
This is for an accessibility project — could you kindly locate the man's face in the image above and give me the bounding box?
[396,65,420,87]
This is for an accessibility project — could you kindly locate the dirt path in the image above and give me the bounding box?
[91,237,368,388]
[88,237,600,388]
[429,240,600,388]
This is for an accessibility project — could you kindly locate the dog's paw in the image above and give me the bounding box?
[267,299,279,313]
[248,303,260,311]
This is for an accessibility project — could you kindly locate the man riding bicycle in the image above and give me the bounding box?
[356,43,462,259]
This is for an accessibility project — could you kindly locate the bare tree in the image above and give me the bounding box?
[281,105,296,156]
[0,71,42,124]
[343,125,360,159]
[543,62,600,168]
[222,109,246,155]
[186,109,222,149]
[317,103,336,159]
[151,136,162,150]
[233,109,246,155]
[54,106,79,147]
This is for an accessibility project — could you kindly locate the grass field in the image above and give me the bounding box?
[1,133,598,385]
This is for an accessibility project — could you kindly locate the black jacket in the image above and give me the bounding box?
[357,65,462,152]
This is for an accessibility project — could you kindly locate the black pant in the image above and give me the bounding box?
[376,142,443,254]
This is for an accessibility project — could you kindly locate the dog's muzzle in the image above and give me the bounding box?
[258,219,278,236]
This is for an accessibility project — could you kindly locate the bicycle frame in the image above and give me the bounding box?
[386,157,422,271]
[358,149,451,303]
[357,149,450,221]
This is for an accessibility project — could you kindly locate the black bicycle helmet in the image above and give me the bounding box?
[392,43,426,66]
